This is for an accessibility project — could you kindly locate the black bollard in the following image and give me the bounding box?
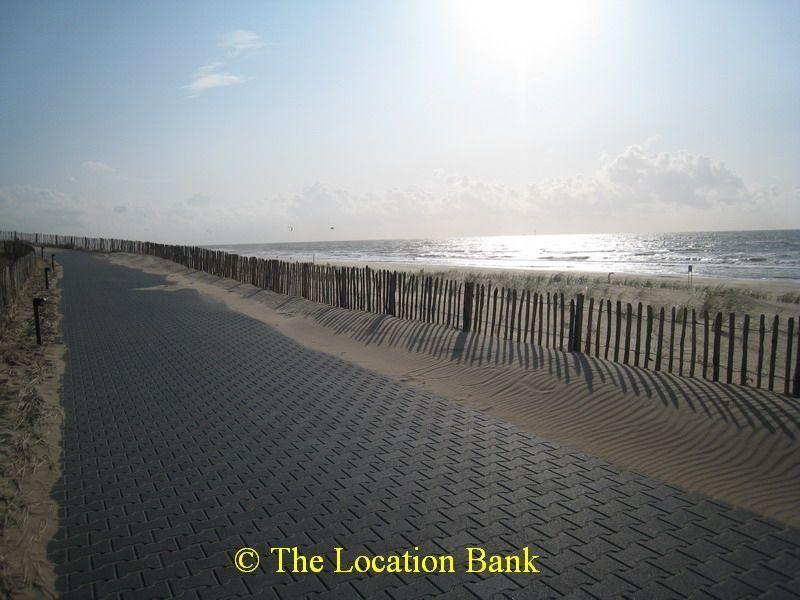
[33,297,46,345]
[44,267,50,289]
[41,246,44,259]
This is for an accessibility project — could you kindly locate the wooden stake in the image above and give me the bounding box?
[668,307,676,373]
[634,302,642,367]
[740,314,750,385]
[679,307,687,376]
[727,313,735,384]
[655,307,665,372]
[712,312,722,382]
[644,305,653,369]
[614,300,622,362]
[785,317,795,395]
[690,308,697,377]
[623,303,632,365]
[585,297,594,354]
[768,315,779,391]
[703,311,710,379]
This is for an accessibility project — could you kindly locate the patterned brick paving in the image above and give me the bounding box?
[49,251,800,598]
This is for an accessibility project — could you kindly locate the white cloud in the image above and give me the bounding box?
[281,147,758,224]
[183,30,263,97]
[184,62,251,96]
[525,145,753,212]
[265,144,780,238]
[440,173,523,212]
[82,160,115,173]
[218,30,264,57]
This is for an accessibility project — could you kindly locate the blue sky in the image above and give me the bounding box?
[1,0,798,243]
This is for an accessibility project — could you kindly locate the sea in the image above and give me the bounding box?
[209,230,800,281]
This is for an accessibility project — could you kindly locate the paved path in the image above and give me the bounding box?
[50,251,799,599]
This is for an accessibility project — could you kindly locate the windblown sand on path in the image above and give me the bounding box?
[107,252,800,527]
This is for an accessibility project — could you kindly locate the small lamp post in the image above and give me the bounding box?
[33,297,47,345]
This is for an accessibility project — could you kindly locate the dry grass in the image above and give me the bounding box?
[0,258,63,599]
[410,266,799,321]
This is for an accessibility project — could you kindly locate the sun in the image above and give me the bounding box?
[456,0,593,62]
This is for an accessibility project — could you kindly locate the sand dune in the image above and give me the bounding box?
[107,252,800,526]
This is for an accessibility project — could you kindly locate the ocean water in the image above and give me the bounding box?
[209,230,800,281]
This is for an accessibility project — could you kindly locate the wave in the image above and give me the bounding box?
[540,255,591,261]
[214,230,800,281]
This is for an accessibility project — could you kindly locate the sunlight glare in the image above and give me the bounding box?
[457,0,593,62]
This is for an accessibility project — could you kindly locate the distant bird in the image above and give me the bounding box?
[330,226,335,230]
[608,272,614,283]
[288,225,294,232]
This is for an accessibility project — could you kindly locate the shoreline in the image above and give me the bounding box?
[306,260,800,321]
[314,259,800,292]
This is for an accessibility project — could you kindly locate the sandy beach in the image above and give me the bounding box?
[107,251,800,527]
[322,259,800,318]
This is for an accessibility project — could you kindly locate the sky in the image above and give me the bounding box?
[1,0,798,244]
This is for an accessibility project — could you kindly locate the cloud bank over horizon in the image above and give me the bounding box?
[2,144,794,244]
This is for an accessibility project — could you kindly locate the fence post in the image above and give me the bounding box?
[794,322,800,397]
[585,297,594,354]
[786,317,795,395]
[703,311,710,379]
[668,307,676,373]
[613,300,622,362]
[712,312,722,382]
[741,314,750,386]
[567,299,575,351]
[573,294,584,352]
[33,297,45,345]
[462,281,473,332]
[679,307,687,376]
[655,307,665,371]
[690,308,697,377]
[644,305,652,368]
[727,313,735,384]
[623,303,632,364]
[768,315,779,391]
[634,303,642,367]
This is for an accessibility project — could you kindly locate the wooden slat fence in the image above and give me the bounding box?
[4,230,798,397]
[1,240,37,313]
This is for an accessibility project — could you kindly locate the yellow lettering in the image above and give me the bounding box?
[269,547,291,573]
[466,547,487,573]
[524,547,540,573]
[309,555,324,573]
[334,547,353,573]
[489,554,503,573]
[372,555,385,573]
